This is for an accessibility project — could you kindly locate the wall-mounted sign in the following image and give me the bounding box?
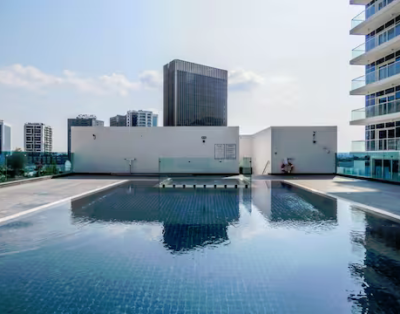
[214,144,225,159]
[225,144,236,160]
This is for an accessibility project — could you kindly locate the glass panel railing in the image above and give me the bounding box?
[351,108,367,121]
[352,42,366,59]
[158,157,247,188]
[351,1,394,30]
[351,58,400,91]
[351,10,366,29]
[337,151,400,182]
[351,138,400,152]
[351,100,400,121]
[159,157,238,175]
[351,141,367,152]
[351,76,367,90]
[352,15,400,60]
[240,157,252,185]
[0,151,72,184]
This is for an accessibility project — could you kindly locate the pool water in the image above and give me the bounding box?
[0,180,399,313]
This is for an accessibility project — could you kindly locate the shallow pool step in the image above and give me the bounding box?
[160,184,249,189]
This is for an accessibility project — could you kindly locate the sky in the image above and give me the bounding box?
[0,0,365,152]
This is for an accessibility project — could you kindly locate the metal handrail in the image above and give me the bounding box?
[262,160,270,175]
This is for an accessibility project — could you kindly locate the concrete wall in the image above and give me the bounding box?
[72,126,239,174]
[251,128,272,175]
[239,135,253,160]
[270,126,337,174]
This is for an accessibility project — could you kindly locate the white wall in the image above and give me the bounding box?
[239,135,253,160]
[270,126,337,174]
[72,126,240,174]
[251,128,272,175]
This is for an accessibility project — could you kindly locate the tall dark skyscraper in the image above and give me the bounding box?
[163,60,228,126]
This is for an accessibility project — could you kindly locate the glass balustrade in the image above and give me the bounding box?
[351,0,395,29]
[351,58,400,90]
[352,23,400,60]
[351,100,400,121]
[351,138,400,151]
[337,151,400,182]
[0,151,73,184]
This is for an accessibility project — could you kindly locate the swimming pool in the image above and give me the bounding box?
[0,180,399,313]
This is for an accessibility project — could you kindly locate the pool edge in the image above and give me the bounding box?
[282,180,400,223]
[0,180,129,225]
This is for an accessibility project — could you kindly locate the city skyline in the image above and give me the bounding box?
[0,0,365,151]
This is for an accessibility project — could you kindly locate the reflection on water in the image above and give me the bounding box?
[349,211,400,313]
[253,181,337,229]
[71,183,247,254]
[0,180,399,313]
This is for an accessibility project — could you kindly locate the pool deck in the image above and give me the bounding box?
[277,175,400,219]
[0,176,134,220]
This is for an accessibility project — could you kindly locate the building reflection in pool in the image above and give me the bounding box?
[71,182,250,254]
[348,210,400,313]
[252,181,338,229]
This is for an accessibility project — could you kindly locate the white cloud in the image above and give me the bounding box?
[0,64,161,96]
[139,71,162,89]
[228,69,265,91]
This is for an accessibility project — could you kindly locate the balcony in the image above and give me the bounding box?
[352,138,400,151]
[350,100,400,124]
[350,59,400,95]
[351,29,400,65]
[351,0,400,35]
[350,0,372,5]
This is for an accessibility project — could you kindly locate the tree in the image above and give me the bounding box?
[8,151,27,177]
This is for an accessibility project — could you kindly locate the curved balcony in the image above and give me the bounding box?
[351,0,400,35]
[350,59,400,95]
[352,138,400,151]
[351,27,400,65]
[350,100,400,125]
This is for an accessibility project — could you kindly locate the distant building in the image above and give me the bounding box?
[126,110,154,127]
[110,115,127,127]
[152,114,158,127]
[68,114,104,158]
[163,59,228,126]
[24,123,53,152]
[0,120,11,154]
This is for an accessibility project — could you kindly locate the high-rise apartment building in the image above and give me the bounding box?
[0,120,11,154]
[24,123,52,152]
[350,0,400,153]
[110,111,156,127]
[68,115,104,157]
[110,115,127,127]
[163,59,228,127]
[126,110,154,127]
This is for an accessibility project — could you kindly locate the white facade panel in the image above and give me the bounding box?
[270,126,337,174]
[238,126,337,175]
[72,127,240,174]
[251,128,272,175]
[239,135,253,161]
